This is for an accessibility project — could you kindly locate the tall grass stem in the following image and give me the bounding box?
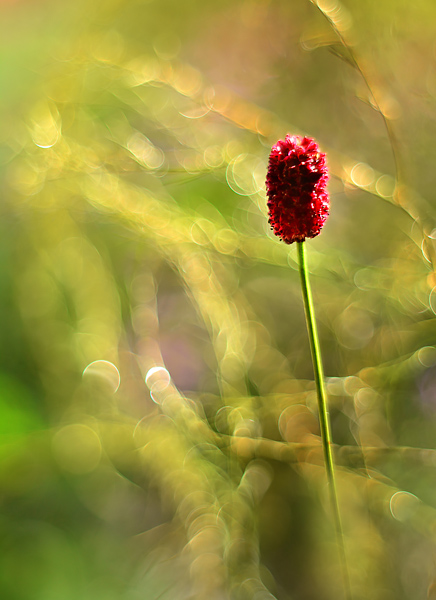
[297,240,352,600]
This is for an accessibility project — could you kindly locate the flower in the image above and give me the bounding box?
[265,135,329,244]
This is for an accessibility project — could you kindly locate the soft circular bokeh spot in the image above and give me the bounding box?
[389,491,420,522]
[145,366,171,397]
[82,360,121,393]
[52,424,102,474]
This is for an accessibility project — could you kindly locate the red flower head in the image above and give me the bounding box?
[266,135,329,244]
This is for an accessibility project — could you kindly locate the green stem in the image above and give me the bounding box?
[297,241,352,600]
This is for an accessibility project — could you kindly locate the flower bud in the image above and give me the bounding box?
[266,135,329,244]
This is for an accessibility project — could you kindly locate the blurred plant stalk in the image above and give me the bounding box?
[297,240,352,600]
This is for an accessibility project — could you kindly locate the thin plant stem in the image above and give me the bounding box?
[297,240,352,600]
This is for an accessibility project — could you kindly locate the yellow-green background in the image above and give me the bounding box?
[1,1,436,599]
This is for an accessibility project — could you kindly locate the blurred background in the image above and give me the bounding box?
[1,0,436,599]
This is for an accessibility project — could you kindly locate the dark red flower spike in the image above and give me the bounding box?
[266,135,329,244]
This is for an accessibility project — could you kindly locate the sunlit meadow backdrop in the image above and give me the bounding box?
[1,1,436,599]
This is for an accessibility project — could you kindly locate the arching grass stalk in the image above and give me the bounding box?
[297,240,351,600]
